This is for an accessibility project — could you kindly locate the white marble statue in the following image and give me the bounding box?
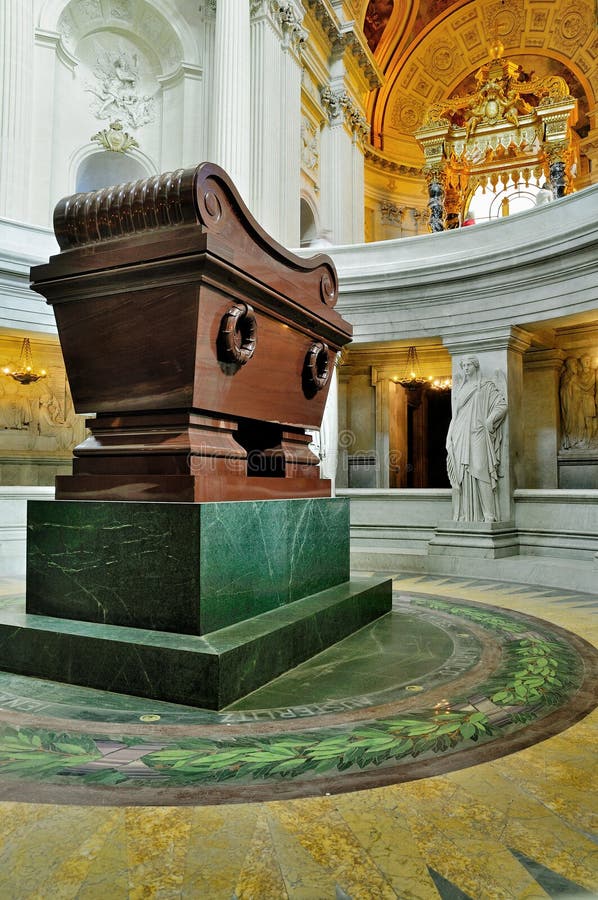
[446,356,508,523]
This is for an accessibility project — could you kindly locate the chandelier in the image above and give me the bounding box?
[396,346,452,391]
[2,338,47,385]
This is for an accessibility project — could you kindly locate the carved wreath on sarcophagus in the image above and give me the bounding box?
[86,47,156,130]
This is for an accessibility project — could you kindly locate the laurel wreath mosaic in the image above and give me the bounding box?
[0,595,590,799]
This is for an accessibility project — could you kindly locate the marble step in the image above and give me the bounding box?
[0,576,391,709]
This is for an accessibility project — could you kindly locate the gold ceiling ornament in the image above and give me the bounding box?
[395,346,452,392]
[2,338,47,385]
[90,120,139,153]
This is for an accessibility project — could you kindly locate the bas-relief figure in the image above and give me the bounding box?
[0,377,83,453]
[560,354,598,449]
[86,47,155,130]
[446,356,508,523]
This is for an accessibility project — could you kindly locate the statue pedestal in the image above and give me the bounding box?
[0,498,391,709]
[428,520,519,559]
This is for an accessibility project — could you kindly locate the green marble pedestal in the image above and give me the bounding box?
[0,498,392,709]
[26,499,351,634]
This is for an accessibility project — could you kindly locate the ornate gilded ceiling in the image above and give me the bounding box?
[357,0,597,166]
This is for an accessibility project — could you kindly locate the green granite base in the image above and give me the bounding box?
[0,577,392,708]
[26,498,349,634]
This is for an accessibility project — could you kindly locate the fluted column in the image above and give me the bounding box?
[320,82,367,244]
[350,131,366,243]
[250,4,283,239]
[278,3,304,248]
[0,0,34,220]
[210,0,251,202]
[250,1,304,245]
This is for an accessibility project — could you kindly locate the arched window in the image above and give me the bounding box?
[466,176,547,223]
[300,198,318,246]
[75,152,149,193]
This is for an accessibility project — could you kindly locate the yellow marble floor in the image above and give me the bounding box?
[0,574,596,899]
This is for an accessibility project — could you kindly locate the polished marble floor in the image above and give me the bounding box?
[0,572,596,898]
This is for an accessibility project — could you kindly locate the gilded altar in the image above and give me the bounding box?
[415,46,578,229]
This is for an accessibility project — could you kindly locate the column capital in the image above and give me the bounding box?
[251,1,307,52]
[320,84,369,142]
[444,325,533,357]
[199,0,217,17]
[523,348,566,373]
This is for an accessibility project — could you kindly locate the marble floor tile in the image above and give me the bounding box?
[0,573,596,899]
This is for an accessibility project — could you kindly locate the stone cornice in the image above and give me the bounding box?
[337,21,382,90]
[303,0,382,89]
[312,185,598,347]
[364,147,420,178]
[34,28,78,73]
[443,326,534,356]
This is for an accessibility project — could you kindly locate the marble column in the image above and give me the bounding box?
[278,7,304,247]
[319,367,339,488]
[448,328,532,521]
[320,82,367,244]
[201,2,217,163]
[210,0,251,202]
[336,367,350,489]
[424,170,446,232]
[522,349,565,488]
[374,371,391,488]
[350,128,366,243]
[429,328,532,558]
[0,0,34,220]
[250,0,304,245]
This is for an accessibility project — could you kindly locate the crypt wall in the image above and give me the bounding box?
[316,184,598,585]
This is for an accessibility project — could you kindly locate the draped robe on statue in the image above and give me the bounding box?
[446,373,507,522]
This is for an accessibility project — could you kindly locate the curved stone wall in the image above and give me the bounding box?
[329,184,598,346]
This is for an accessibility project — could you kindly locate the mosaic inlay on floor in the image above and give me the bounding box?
[0,583,595,807]
[0,573,597,899]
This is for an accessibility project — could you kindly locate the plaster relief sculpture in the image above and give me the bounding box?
[446,356,508,523]
[91,120,139,153]
[301,119,319,176]
[560,355,597,448]
[86,48,155,129]
[0,377,83,453]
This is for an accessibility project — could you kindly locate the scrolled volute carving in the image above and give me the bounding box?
[218,303,257,366]
[193,171,227,231]
[319,268,339,307]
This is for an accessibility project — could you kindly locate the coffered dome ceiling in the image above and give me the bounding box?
[358,0,597,168]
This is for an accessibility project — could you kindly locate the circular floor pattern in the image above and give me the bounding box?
[0,591,596,807]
